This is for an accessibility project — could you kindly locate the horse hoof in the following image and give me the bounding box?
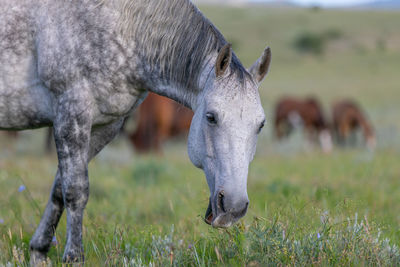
[62,250,84,265]
[30,250,49,267]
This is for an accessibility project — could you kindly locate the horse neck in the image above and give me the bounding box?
[117,0,223,110]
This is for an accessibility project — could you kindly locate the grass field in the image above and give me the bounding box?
[1,5,400,266]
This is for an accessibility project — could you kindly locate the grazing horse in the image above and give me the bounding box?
[274,96,332,153]
[129,92,193,153]
[0,0,272,264]
[332,100,376,149]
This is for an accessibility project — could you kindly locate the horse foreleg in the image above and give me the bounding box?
[339,122,350,146]
[45,127,54,154]
[30,118,124,265]
[62,119,124,263]
[30,169,64,264]
[88,119,125,159]
[39,91,93,263]
[275,121,286,140]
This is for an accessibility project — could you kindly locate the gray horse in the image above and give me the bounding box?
[0,0,271,264]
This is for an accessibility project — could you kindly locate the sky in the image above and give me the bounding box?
[253,0,375,7]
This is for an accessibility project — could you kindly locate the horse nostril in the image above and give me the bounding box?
[218,190,226,213]
[242,201,249,214]
[244,201,249,213]
[233,201,249,218]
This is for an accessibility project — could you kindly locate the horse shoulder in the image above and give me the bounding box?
[32,3,144,125]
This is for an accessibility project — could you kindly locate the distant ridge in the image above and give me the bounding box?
[249,0,299,7]
[192,0,299,6]
[355,0,400,9]
[193,0,400,9]
[193,0,299,7]
[191,0,250,6]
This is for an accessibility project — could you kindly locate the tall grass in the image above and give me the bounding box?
[2,212,400,266]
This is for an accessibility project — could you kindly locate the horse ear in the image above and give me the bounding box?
[248,46,271,83]
[215,43,232,77]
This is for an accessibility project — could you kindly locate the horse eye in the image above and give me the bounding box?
[206,112,217,124]
[257,121,265,134]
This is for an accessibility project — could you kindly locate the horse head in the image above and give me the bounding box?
[188,44,271,227]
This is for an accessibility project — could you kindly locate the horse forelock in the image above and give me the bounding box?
[229,54,254,88]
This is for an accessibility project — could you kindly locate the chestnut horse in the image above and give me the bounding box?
[274,96,332,152]
[129,93,193,152]
[332,100,376,149]
[3,131,18,138]
[1,129,54,153]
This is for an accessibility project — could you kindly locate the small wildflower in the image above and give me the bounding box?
[188,244,193,249]
[317,233,321,239]
[18,185,26,192]
[0,218,4,224]
[52,236,58,246]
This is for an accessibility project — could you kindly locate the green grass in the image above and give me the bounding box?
[1,5,400,266]
[1,149,400,266]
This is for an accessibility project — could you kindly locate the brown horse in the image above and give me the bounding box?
[332,100,376,149]
[274,96,332,152]
[129,93,193,153]
[1,129,54,153]
[3,131,18,138]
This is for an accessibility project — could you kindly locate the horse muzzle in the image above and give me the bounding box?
[204,190,249,228]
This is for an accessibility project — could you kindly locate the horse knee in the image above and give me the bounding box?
[62,174,89,210]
